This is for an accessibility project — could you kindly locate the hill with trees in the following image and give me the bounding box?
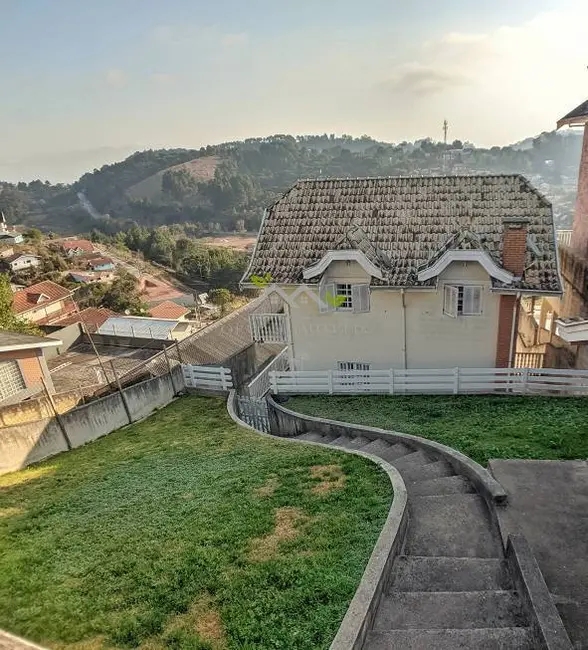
[0,131,582,237]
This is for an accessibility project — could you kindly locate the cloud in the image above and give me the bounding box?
[378,64,470,97]
[220,32,248,48]
[104,69,127,87]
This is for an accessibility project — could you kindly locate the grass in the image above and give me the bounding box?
[287,395,588,465]
[0,397,391,650]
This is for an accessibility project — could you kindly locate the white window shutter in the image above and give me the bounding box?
[319,282,335,313]
[352,284,370,313]
[463,286,482,315]
[443,285,458,318]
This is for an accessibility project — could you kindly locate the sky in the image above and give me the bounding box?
[0,0,587,182]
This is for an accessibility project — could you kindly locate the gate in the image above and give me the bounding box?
[236,395,270,433]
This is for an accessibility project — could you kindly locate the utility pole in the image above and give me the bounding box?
[443,119,449,145]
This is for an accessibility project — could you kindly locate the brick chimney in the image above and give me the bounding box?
[495,218,528,368]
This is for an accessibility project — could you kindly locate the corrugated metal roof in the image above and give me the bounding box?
[97,317,179,339]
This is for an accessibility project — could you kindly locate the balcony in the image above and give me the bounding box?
[250,313,290,344]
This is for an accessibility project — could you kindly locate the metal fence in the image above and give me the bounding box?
[269,367,588,396]
[245,347,290,399]
[236,395,270,432]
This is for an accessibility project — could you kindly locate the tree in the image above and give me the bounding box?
[24,228,43,242]
[209,288,232,315]
[162,168,198,201]
[0,187,30,221]
[102,269,147,315]
[0,273,42,335]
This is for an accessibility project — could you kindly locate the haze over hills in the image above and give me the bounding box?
[0,130,582,238]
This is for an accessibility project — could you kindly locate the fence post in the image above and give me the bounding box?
[175,340,184,365]
[522,367,529,395]
[220,367,229,392]
[41,376,72,450]
[110,361,133,424]
[163,345,178,395]
[270,371,277,394]
[328,370,334,395]
[389,368,395,395]
[453,367,460,395]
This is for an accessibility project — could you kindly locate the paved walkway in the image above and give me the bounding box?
[489,460,588,650]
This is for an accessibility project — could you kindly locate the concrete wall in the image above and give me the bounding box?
[42,323,83,360]
[287,261,500,370]
[0,365,184,475]
[0,390,85,427]
[225,343,257,387]
[82,333,176,350]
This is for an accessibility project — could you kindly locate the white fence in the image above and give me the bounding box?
[182,365,233,392]
[557,230,573,247]
[250,313,290,344]
[236,395,270,433]
[246,347,290,399]
[269,367,588,396]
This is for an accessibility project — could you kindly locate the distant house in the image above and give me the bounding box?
[52,307,116,333]
[1,253,41,272]
[243,175,561,370]
[149,301,191,320]
[60,239,95,257]
[12,280,77,325]
[0,212,23,245]
[0,330,61,403]
[97,316,192,341]
[86,257,115,272]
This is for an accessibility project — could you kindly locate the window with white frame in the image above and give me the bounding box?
[443,285,483,318]
[338,361,371,386]
[319,282,370,314]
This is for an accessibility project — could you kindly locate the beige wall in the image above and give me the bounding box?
[286,260,500,370]
[23,299,66,323]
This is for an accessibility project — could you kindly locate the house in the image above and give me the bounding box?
[12,280,77,325]
[97,316,192,341]
[1,253,41,272]
[242,175,561,370]
[51,307,116,333]
[149,300,191,320]
[86,256,115,272]
[0,330,61,403]
[60,239,95,257]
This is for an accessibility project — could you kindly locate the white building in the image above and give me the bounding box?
[2,253,41,272]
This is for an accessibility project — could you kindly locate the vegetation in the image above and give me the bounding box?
[0,130,582,236]
[0,273,42,335]
[0,397,391,649]
[287,395,588,465]
[75,269,147,315]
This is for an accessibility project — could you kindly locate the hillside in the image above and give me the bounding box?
[0,131,583,237]
[126,155,220,202]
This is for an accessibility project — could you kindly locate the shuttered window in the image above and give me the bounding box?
[319,282,371,314]
[443,285,458,318]
[444,285,483,317]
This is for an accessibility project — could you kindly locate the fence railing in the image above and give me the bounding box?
[246,347,290,399]
[269,367,588,396]
[183,365,233,392]
[557,230,573,247]
[514,352,545,369]
[250,313,290,344]
[236,395,270,432]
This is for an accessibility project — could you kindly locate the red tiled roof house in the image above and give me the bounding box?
[12,281,77,325]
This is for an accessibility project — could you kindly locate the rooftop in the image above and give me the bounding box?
[0,330,61,353]
[52,307,116,332]
[149,301,191,319]
[61,239,94,252]
[244,175,560,293]
[12,281,73,314]
[97,316,184,339]
[557,99,588,129]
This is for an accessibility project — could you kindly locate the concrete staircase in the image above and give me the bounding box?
[295,432,534,649]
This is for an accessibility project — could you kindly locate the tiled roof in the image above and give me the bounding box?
[3,253,40,264]
[149,301,190,319]
[244,175,561,293]
[557,99,588,128]
[52,307,116,331]
[61,239,94,252]
[12,281,73,314]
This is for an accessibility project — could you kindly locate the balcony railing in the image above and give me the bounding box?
[557,230,573,248]
[250,313,290,344]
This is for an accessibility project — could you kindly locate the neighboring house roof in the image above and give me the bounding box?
[61,239,94,252]
[557,99,588,128]
[3,253,40,264]
[52,307,116,331]
[97,317,181,339]
[0,330,62,353]
[149,301,190,319]
[12,280,73,314]
[244,175,561,293]
[88,257,113,266]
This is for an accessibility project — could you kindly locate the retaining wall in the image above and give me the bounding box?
[0,366,184,475]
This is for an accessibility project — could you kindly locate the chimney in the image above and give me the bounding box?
[502,218,529,277]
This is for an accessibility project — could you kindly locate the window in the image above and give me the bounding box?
[0,360,25,401]
[319,282,370,314]
[444,285,482,318]
[338,361,371,386]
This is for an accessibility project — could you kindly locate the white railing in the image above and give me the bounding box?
[269,367,588,396]
[182,365,233,392]
[250,313,290,344]
[557,230,573,247]
[514,352,545,369]
[246,347,290,399]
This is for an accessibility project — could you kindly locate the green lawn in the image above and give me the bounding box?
[0,397,391,650]
[287,395,588,465]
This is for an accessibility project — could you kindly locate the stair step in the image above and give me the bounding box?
[406,494,502,558]
[317,434,337,444]
[409,474,475,496]
[374,591,525,630]
[402,460,456,484]
[297,432,325,442]
[342,435,371,449]
[365,627,534,650]
[391,557,512,592]
[377,442,414,463]
[360,439,392,455]
[391,450,435,471]
[328,435,353,447]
